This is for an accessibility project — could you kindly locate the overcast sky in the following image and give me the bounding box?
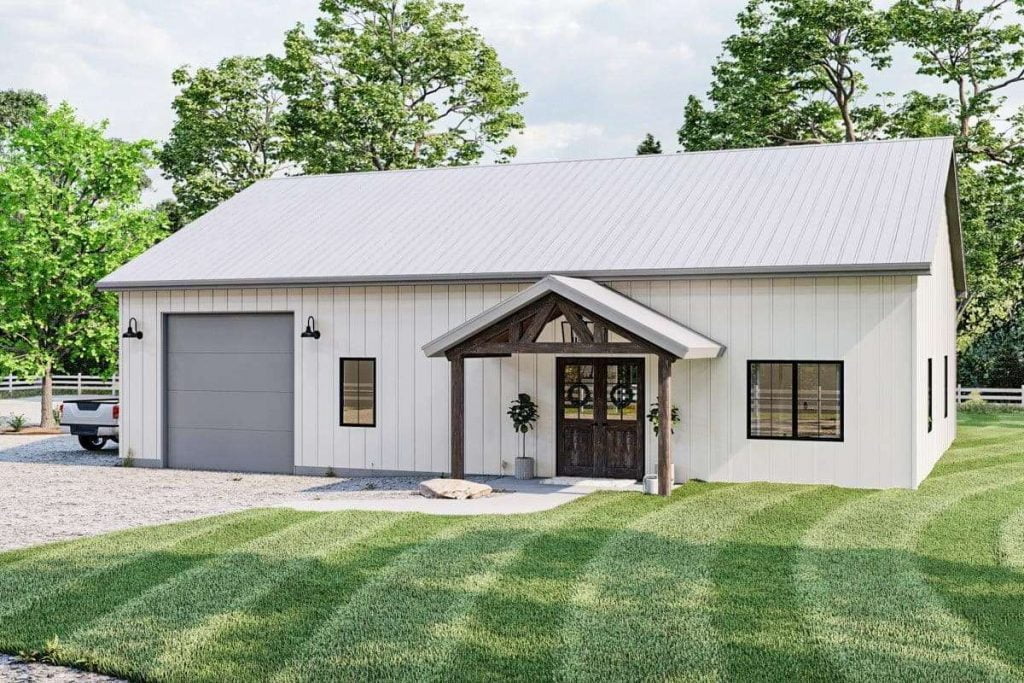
[0,0,964,203]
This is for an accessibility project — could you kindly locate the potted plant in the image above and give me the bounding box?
[507,393,539,479]
[644,401,680,494]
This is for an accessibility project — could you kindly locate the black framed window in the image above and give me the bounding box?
[944,355,949,419]
[748,361,843,441]
[927,358,933,433]
[340,358,376,427]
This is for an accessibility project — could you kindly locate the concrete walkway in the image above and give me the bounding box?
[281,476,642,515]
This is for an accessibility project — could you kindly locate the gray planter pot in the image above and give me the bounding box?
[643,465,676,494]
[514,456,535,480]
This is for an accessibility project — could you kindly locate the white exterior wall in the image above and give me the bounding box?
[913,216,958,485]
[118,273,929,488]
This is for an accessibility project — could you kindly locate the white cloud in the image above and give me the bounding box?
[513,122,607,160]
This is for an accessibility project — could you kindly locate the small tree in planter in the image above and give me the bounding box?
[646,402,680,435]
[645,401,680,494]
[507,393,539,479]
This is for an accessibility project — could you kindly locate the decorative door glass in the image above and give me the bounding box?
[606,362,640,421]
[562,362,595,420]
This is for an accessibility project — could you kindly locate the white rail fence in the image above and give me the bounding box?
[957,386,1024,405]
[2,375,1020,403]
[2,374,119,395]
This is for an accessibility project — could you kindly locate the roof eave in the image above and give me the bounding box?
[96,262,933,292]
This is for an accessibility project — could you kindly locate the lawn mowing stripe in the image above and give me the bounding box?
[930,415,1024,479]
[795,462,1024,681]
[999,506,1024,570]
[0,508,284,570]
[432,491,667,681]
[56,510,388,681]
[0,508,308,655]
[556,482,809,682]
[271,492,636,682]
[0,510,271,621]
[709,486,868,681]
[915,479,1024,672]
[149,511,454,683]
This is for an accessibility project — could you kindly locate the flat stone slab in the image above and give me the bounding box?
[0,654,126,682]
[538,476,643,491]
[418,478,493,500]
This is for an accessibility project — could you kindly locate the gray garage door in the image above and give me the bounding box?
[166,313,294,473]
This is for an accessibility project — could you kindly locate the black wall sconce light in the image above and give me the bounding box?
[300,316,321,339]
[122,317,143,340]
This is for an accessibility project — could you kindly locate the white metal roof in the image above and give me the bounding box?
[422,275,725,359]
[99,137,962,291]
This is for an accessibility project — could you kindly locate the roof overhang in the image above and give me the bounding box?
[422,275,725,360]
[96,262,933,292]
[945,155,968,296]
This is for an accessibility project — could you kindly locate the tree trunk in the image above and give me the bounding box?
[39,364,55,429]
[840,103,856,142]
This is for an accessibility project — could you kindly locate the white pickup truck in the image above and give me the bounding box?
[59,396,119,451]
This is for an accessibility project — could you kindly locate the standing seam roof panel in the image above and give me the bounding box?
[99,137,957,289]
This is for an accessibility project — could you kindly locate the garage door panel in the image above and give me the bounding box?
[167,389,293,432]
[167,314,293,354]
[167,352,293,393]
[168,428,293,473]
[165,313,294,474]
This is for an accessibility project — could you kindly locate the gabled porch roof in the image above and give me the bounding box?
[422,275,725,360]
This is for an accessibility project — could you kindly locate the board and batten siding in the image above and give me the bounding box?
[913,213,958,485]
[118,274,919,488]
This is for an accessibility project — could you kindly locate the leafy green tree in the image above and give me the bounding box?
[0,104,166,427]
[955,163,1024,343]
[959,303,1024,388]
[636,133,663,155]
[270,0,526,173]
[853,91,959,140]
[679,0,890,150]
[0,89,47,134]
[890,0,1024,159]
[889,0,1024,341]
[159,56,289,224]
[155,198,189,233]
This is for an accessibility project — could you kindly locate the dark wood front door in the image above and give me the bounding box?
[556,358,645,480]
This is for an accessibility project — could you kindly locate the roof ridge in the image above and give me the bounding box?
[263,136,955,182]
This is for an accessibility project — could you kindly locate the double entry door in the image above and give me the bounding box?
[556,358,645,480]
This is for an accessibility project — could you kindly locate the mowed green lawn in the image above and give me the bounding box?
[2,412,1024,682]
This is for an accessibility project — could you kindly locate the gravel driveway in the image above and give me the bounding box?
[0,435,439,552]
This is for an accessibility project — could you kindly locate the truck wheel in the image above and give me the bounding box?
[78,436,107,451]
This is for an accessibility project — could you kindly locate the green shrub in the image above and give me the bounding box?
[958,401,1024,414]
[4,413,27,431]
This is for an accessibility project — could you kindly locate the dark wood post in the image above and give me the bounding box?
[450,353,465,479]
[658,355,673,496]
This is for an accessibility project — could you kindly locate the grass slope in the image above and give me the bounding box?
[2,412,1024,681]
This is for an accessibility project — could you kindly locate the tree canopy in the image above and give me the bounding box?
[268,0,526,173]
[679,0,1024,353]
[0,89,47,135]
[636,133,663,155]
[679,0,890,150]
[0,104,165,425]
[159,56,289,224]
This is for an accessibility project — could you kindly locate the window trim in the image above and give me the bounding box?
[339,357,377,428]
[944,355,949,419]
[746,360,844,442]
[927,357,933,433]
